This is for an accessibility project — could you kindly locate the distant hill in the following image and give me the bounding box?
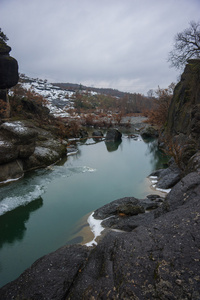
[51,83,128,98]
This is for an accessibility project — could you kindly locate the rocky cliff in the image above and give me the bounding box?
[164,59,200,168]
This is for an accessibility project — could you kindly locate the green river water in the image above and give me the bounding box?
[0,134,168,288]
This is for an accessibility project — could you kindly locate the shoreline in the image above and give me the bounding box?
[70,175,169,247]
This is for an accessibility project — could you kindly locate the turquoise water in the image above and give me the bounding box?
[0,135,167,288]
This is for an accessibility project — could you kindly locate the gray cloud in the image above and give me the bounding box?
[1,0,200,94]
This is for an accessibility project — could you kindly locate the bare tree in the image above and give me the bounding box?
[168,21,200,69]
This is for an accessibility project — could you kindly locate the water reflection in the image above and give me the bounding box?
[105,140,122,152]
[142,138,170,170]
[0,197,43,248]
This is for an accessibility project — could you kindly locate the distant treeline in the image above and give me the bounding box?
[52,83,155,114]
[52,83,128,98]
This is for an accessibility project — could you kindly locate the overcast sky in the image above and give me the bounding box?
[1,0,200,94]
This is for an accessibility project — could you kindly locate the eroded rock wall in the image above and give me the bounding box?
[166,59,200,138]
[164,59,200,169]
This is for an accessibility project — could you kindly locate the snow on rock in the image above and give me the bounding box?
[20,75,74,118]
[149,175,171,194]
[1,121,27,134]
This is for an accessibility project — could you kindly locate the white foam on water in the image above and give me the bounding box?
[0,164,97,216]
[85,212,104,247]
[82,166,97,173]
[0,185,45,216]
[67,166,97,173]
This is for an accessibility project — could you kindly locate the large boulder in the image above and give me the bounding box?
[94,197,148,219]
[93,196,164,231]
[0,41,19,91]
[23,140,66,171]
[0,120,67,182]
[0,121,38,181]
[0,121,38,164]
[105,128,122,141]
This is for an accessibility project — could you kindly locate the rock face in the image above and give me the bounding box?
[165,59,200,168]
[1,172,200,299]
[0,41,19,92]
[0,120,66,182]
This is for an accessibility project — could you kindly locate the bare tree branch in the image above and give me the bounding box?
[168,21,200,69]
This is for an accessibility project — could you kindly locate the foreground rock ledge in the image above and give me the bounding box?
[1,172,200,299]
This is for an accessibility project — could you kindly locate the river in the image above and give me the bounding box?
[0,133,168,288]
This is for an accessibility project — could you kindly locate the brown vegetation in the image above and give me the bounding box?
[71,90,155,116]
[145,83,175,127]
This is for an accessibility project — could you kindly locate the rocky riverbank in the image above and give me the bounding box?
[0,120,67,183]
[0,163,199,299]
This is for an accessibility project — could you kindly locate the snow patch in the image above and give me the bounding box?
[85,212,104,247]
[67,150,78,156]
[0,140,11,146]
[3,121,27,133]
[155,187,171,193]
[20,76,74,118]
[0,175,24,185]
[149,175,171,193]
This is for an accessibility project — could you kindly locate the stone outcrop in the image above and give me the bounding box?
[93,196,164,232]
[0,120,66,182]
[0,41,19,101]
[164,59,200,169]
[166,59,200,138]
[105,128,122,141]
